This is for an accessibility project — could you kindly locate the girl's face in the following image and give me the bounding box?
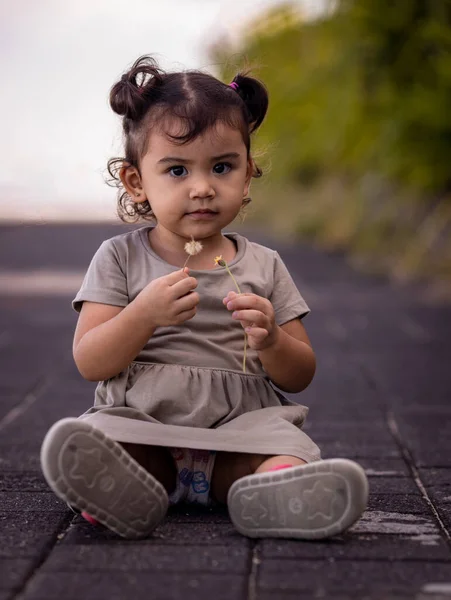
[122,119,252,242]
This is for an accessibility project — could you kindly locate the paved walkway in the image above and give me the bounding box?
[0,223,450,600]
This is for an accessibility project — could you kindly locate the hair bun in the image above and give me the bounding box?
[231,73,268,133]
[110,55,164,122]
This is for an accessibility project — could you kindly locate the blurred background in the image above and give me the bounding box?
[2,4,451,593]
[2,0,451,289]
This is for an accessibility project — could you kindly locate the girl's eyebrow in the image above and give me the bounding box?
[157,152,241,165]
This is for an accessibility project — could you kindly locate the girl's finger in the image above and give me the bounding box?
[175,291,200,313]
[232,309,267,325]
[172,276,198,298]
[226,295,271,315]
[237,319,254,330]
[245,327,269,343]
[223,291,237,304]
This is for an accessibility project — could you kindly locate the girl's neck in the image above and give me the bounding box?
[148,226,237,270]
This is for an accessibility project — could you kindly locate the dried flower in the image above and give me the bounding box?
[214,255,240,293]
[214,255,226,268]
[185,239,203,257]
[214,255,247,373]
[183,237,203,268]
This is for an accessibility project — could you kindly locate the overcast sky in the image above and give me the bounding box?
[1,0,323,221]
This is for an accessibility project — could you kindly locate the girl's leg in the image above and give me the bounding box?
[81,443,177,527]
[213,451,369,540]
[40,418,170,539]
[119,443,177,495]
[211,452,306,504]
[255,455,307,473]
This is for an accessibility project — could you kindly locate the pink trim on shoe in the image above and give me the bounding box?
[81,512,100,526]
[267,463,294,472]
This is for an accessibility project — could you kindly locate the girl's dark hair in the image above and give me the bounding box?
[106,55,269,223]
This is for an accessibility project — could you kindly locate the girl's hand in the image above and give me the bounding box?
[137,268,199,329]
[223,291,279,351]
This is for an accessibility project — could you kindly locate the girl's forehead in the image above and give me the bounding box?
[146,120,246,157]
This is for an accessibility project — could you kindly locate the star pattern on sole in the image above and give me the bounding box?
[303,480,337,520]
[69,447,108,488]
[239,492,268,525]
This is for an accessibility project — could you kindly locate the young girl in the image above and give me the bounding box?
[41,55,368,541]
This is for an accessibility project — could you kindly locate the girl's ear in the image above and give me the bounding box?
[243,157,253,197]
[120,165,146,203]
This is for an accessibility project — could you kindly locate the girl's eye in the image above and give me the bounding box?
[168,166,187,177]
[213,162,232,174]
[168,163,232,177]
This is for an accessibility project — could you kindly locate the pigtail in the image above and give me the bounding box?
[230,73,269,133]
[109,55,165,124]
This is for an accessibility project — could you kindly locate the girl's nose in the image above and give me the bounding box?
[189,178,215,200]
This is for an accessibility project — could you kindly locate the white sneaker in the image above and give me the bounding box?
[40,418,168,539]
[227,458,368,539]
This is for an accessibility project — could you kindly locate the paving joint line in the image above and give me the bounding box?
[386,410,451,547]
[0,350,73,433]
[0,374,55,433]
[246,542,260,600]
[358,362,451,550]
[12,512,75,600]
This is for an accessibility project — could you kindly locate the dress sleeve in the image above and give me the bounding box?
[270,251,310,325]
[72,240,129,313]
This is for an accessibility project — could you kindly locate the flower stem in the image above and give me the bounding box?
[224,264,247,372]
[224,265,241,294]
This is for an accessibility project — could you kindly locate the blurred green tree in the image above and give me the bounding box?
[210,0,451,193]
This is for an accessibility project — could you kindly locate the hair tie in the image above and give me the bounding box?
[229,82,239,91]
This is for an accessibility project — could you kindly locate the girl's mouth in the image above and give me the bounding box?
[187,210,218,220]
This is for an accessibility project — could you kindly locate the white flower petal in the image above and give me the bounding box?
[184,239,203,256]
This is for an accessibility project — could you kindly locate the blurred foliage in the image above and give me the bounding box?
[211,0,451,191]
[210,0,451,286]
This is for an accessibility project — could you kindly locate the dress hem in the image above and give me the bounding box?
[79,412,321,464]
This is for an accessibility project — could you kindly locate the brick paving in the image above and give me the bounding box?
[0,223,450,600]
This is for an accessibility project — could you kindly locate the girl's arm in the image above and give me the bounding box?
[73,269,199,382]
[224,291,316,393]
[257,319,316,393]
[73,301,156,382]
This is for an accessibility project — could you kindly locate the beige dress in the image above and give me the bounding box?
[72,226,321,463]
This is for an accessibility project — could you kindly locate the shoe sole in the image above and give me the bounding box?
[40,418,168,539]
[227,458,368,539]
